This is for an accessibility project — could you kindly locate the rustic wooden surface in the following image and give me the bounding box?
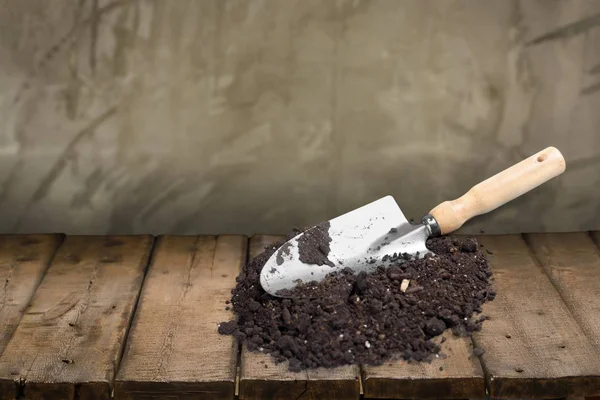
[114,235,247,400]
[239,235,360,400]
[525,233,600,350]
[473,234,600,399]
[362,334,485,399]
[0,232,599,399]
[0,235,153,400]
[0,234,62,356]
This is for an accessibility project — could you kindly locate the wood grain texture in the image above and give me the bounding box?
[362,334,485,399]
[525,232,600,349]
[114,235,247,400]
[0,234,62,356]
[0,235,154,400]
[239,235,360,400]
[473,235,600,399]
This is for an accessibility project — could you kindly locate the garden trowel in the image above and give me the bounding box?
[260,147,566,297]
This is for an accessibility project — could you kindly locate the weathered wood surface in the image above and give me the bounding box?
[239,235,360,400]
[525,232,600,349]
[0,235,153,400]
[473,235,600,399]
[362,334,485,399]
[0,235,62,356]
[1,233,600,399]
[115,235,247,400]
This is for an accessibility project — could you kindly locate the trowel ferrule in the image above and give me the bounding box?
[422,214,441,237]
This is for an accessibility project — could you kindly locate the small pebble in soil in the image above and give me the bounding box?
[515,367,524,373]
[218,227,495,372]
[400,279,410,293]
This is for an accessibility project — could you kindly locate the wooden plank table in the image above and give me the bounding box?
[0,235,153,400]
[0,235,62,357]
[524,232,600,349]
[0,232,599,399]
[114,235,247,400]
[473,235,600,399]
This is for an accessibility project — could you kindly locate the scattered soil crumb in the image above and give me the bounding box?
[218,229,495,372]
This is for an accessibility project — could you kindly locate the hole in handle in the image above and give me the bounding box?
[537,154,547,162]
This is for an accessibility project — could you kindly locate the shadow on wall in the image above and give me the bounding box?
[0,0,599,235]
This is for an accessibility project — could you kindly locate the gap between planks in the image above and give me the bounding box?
[472,233,600,399]
[0,234,64,358]
[2,232,600,399]
[114,235,247,400]
[523,231,600,350]
[0,235,155,400]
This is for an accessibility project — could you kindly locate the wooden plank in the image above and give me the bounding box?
[473,234,600,399]
[114,235,247,400]
[0,234,62,356]
[0,235,154,400]
[362,333,485,399]
[525,232,600,349]
[239,235,360,400]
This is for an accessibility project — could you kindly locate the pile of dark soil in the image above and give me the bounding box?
[218,227,495,372]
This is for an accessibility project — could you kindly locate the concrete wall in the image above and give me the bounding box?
[0,0,599,236]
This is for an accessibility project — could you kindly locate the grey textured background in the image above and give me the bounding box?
[0,0,599,236]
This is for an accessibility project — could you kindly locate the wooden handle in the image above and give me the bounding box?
[429,147,566,235]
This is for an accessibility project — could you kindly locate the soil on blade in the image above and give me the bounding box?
[218,227,495,372]
[297,221,334,267]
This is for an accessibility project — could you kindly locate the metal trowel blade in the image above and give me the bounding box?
[260,195,433,297]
